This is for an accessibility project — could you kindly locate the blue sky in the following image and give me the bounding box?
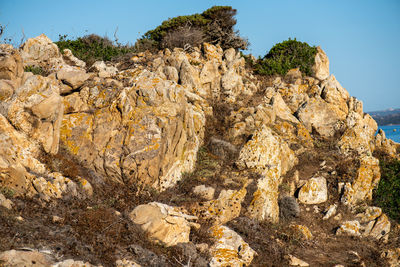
[1,0,399,111]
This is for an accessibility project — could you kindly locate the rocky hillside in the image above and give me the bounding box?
[0,34,399,266]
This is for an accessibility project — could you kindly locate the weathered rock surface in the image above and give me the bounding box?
[296,97,345,137]
[237,125,297,222]
[0,44,24,85]
[62,48,86,68]
[298,176,328,204]
[209,225,256,267]
[60,70,206,190]
[0,34,398,267]
[129,202,199,247]
[312,46,329,80]
[20,34,64,72]
[336,220,361,236]
[192,184,247,225]
[57,69,93,89]
[341,156,380,206]
[0,249,53,266]
[287,254,310,266]
[3,74,63,154]
[0,193,13,209]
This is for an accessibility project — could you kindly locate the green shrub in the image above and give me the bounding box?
[24,65,45,76]
[373,158,400,223]
[255,38,317,76]
[0,187,15,198]
[55,34,136,66]
[138,6,248,51]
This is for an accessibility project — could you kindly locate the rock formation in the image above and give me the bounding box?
[0,34,398,266]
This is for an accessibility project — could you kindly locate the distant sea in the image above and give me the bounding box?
[378,125,400,143]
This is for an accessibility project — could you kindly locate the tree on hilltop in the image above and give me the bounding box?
[136,6,248,51]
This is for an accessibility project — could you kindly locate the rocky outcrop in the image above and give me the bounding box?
[20,34,64,72]
[0,34,398,267]
[341,155,381,206]
[236,125,297,222]
[60,70,206,190]
[312,46,330,80]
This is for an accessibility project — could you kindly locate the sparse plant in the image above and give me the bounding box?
[55,34,136,66]
[0,187,15,199]
[24,65,45,76]
[279,196,300,221]
[373,157,400,223]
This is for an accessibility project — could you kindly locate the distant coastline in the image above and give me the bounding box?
[369,108,400,126]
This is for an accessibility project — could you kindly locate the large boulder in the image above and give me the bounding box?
[296,97,346,138]
[341,155,380,206]
[20,34,63,72]
[339,112,378,155]
[129,202,199,247]
[0,44,24,82]
[4,75,63,154]
[320,75,349,115]
[312,46,329,80]
[237,125,297,222]
[60,70,206,191]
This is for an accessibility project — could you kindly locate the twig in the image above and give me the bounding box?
[19,27,25,47]
[102,217,123,232]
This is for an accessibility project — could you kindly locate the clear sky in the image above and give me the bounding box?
[1,0,399,112]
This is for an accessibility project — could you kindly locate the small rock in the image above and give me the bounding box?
[336,220,361,236]
[291,224,313,240]
[209,225,256,267]
[368,214,391,240]
[298,177,328,204]
[62,49,86,68]
[115,258,142,267]
[193,184,215,200]
[323,204,337,220]
[356,206,382,223]
[0,249,53,266]
[195,243,209,254]
[52,216,63,223]
[16,216,24,221]
[381,248,400,267]
[287,254,309,266]
[129,202,198,247]
[0,193,13,209]
[76,176,93,197]
[90,61,118,78]
[57,69,93,89]
[334,213,342,221]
